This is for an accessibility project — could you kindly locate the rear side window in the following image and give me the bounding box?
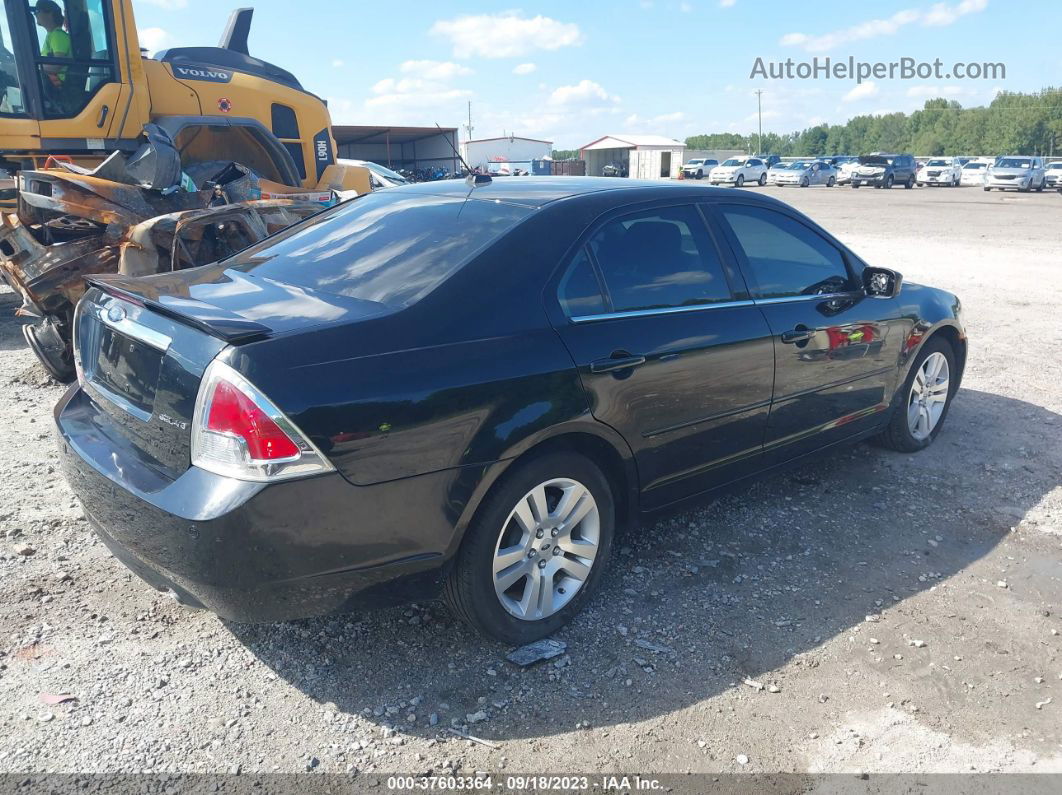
[558,248,607,317]
[574,204,732,314]
[719,205,853,299]
[227,193,530,308]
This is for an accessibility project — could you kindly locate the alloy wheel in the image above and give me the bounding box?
[907,352,950,441]
[491,478,600,621]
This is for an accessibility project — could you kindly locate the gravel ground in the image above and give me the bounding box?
[1,184,1060,779]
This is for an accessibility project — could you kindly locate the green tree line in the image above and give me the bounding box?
[685,88,1062,157]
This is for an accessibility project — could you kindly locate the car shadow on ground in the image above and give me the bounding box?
[230,386,1058,741]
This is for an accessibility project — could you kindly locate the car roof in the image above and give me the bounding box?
[389,176,748,209]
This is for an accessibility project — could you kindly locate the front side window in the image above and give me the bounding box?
[0,0,27,114]
[719,205,854,299]
[32,0,115,118]
[579,204,733,314]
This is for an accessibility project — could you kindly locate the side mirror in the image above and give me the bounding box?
[863,266,902,299]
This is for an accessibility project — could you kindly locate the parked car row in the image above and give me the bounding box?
[682,153,1062,194]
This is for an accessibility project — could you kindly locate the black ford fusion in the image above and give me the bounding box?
[55,178,966,643]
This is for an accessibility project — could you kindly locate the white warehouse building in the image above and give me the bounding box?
[579,134,685,179]
[460,136,553,170]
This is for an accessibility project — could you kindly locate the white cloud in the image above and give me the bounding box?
[624,111,686,127]
[361,60,474,122]
[430,12,583,59]
[139,0,187,9]
[744,109,781,122]
[399,60,473,81]
[331,59,344,68]
[513,62,537,75]
[547,79,620,108]
[780,0,987,52]
[906,84,964,98]
[843,81,879,102]
[138,27,171,53]
[680,2,694,13]
[719,0,736,7]
[924,0,987,26]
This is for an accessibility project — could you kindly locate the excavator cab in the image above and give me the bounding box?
[1,0,120,124]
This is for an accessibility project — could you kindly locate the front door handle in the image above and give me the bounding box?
[590,354,646,374]
[781,328,812,344]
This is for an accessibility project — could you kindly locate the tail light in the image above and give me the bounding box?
[191,359,333,482]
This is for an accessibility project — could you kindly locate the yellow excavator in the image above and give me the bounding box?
[0,0,362,206]
[1,1,371,379]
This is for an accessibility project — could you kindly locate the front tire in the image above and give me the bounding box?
[735,174,745,187]
[876,338,956,453]
[827,176,835,187]
[800,176,809,188]
[444,451,615,644]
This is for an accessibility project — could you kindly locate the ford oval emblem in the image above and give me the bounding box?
[106,304,126,324]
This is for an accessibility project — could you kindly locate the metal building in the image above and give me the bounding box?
[579,135,686,179]
[460,136,554,172]
[332,126,460,174]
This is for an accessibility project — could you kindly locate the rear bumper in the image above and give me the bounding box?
[54,385,456,623]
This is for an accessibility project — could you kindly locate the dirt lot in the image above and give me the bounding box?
[1,184,1060,781]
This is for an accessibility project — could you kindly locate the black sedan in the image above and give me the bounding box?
[54,178,966,644]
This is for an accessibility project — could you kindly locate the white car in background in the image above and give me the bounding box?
[681,158,718,179]
[834,157,860,185]
[1045,161,1062,188]
[959,159,991,186]
[709,157,768,187]
[918,157,962,187]
[984,156,1047,192]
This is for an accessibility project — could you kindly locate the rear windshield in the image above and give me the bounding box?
[226,192,531,308]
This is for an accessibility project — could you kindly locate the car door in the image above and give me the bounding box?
[550,202,775,509]
[711,202,904,464]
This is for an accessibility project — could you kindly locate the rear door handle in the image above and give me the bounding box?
[781,328,812,344]
[590,354,646,374]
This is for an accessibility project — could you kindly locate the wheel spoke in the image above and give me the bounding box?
[556,554,592,582]
[518,569,543,617]
[907,400,922,431]
[550,483,585,524]
[526,485,549,524]
[511,500,538,536]
[537,568,555,616]
[912,370,925,395]
[920,404,932,434]
[493,545,528,574]
[495,558,531,592]
[558,491,594,531]
[556,536,597,559]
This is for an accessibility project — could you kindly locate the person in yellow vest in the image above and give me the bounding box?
[33,0,71,92]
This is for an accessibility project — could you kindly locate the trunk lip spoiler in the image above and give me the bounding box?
[84,276,271,344]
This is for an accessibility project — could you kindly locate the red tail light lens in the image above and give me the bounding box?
[206,381,300,460]
[191,359,333,482]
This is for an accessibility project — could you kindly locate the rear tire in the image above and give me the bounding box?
[758,172,767,186]
[443,451,615,644]
[876,337,957,453]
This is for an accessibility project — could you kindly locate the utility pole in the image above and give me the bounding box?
[464,101,474,142]
[754,89,764,154]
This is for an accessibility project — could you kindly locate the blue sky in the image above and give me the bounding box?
[134,0,1061,148]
